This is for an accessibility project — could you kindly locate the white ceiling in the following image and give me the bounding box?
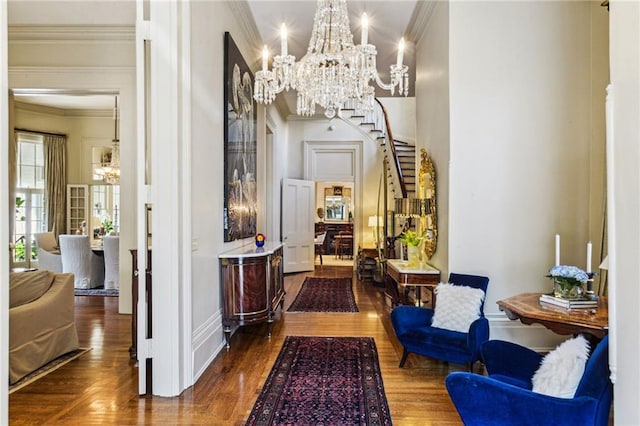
[247,1,417,60]
[13,91,117,111]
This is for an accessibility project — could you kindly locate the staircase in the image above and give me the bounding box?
[340,99,417,200]
[393,141,416,198]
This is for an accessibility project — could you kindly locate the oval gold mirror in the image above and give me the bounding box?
[419,149,437,259]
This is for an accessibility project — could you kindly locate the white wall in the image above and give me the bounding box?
[189,0,279,381]
[376,96,416,144]
[609,1,640,422]
[414,1,450,276]
[445,1,607,348]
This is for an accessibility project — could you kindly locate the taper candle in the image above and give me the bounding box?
[262,46,268,72]
[397,38,405,66]
[361,13,368,45]
[280,24,288,56]
[586,241,592,273]
[555,234,560,266]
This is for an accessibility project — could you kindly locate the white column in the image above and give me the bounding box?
[0,1,9,422]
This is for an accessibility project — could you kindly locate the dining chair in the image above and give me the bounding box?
[59,235,104,289]
[314,232,327,265]
[34,232,63,273]
[103,235,120,290]
[336,230,353,259]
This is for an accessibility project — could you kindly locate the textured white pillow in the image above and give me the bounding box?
[532,335,590,398]
[431,282,485,333]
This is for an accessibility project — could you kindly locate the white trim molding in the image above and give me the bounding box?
[487,314,566,353]
[8,25,135,42]
[192,311,225,383]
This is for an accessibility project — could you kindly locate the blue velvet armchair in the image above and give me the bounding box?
[390,273,490,371]
[446,335,612,426]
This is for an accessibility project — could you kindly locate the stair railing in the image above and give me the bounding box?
[374,99,407,199]
[339,99,409,200]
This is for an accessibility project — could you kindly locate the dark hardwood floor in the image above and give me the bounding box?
[9,266,464,425]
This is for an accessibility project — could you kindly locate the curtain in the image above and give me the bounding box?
[8,91,17,258]
[44,134,67,237]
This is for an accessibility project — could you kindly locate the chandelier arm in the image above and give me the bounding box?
[374,74,397,92]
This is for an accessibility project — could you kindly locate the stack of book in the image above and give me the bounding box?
[539,293,598,309]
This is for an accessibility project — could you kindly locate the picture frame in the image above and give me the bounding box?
[223,32,257,242]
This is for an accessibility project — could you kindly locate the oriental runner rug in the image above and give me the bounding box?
[245,336,392,426]
[75,288,119,297]
[287,277,359,312]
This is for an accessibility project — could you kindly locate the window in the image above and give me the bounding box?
[91,184,120,239]
[13,132,46,267]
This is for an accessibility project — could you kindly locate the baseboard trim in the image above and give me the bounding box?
[487,314,567,352]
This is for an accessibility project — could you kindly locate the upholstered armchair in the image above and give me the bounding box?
[34,232,63,273]
[446,335,612,426]
[59,235,104,289]
[390,273,490,371]
[103,235,119,290]
[9,270,79,384]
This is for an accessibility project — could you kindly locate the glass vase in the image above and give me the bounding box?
[407,245,420,267]
[553,278,584,300]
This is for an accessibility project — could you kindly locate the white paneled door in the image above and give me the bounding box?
[282,178,315,273]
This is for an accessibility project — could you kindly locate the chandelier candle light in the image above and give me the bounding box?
[254,0,410,118]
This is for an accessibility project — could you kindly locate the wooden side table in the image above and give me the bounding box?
[386,259,441,307]
[497,293,608,339]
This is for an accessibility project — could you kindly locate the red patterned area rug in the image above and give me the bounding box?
[287,277,359,312]
[245,336,392,426]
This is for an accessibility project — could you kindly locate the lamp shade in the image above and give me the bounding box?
[368,216,383,227]
[599,256,608,270]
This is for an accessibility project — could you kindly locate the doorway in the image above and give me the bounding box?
[315,181,355,267]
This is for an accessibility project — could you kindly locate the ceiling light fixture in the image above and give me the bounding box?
[254,0,409,119]
[95,96,121,184]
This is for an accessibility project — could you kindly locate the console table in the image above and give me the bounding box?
[497,293,608,339]
[219,242,284,347]
[386,259,441,307]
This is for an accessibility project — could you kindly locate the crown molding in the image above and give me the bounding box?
[228,1,293,121]
[406,1,438,45]
[9,66,135,75]
[228,1,263,64]
[15,100,112,118]
[8,24,135,42]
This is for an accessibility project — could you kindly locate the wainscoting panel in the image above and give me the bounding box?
[192,310,225,383]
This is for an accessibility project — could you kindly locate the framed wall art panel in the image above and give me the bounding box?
[223,32,257,242]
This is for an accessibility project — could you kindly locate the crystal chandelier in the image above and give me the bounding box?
[95,96,121,184]
[254,0,409,119]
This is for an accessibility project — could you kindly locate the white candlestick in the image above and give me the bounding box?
[555,234,560,266]
[397,38,405,66]
[361,13,368,45]
[586,241,592,273]
[280,24,288,56]
[262,46,268,71]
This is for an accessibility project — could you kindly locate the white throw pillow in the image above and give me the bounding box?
[431,282,485,333]
[531,335,590,398]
